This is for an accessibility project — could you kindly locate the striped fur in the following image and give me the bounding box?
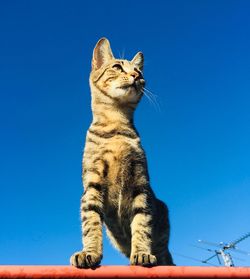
[70,38,174,268]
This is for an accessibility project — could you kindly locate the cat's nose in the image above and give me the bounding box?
[130,71,139,80]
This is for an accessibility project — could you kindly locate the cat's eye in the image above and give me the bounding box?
[112,64,123,72]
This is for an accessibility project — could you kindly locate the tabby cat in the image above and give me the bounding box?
[70,38,174,267]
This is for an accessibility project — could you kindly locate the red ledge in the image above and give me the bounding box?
[0,266,250,279]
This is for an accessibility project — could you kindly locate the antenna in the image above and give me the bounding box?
[173,252,218,267]
[228,232,250,249]
[196,232,250,267]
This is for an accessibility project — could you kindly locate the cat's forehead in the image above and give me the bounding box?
[111,59,135,70]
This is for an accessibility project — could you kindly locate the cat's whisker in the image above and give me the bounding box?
[143,87,159,102]
[142,87,161,112]
[118,51,122,60]
[118,49,126,60]
[141,90,159,111]
[121,48,125,60]
[145,88,161,112]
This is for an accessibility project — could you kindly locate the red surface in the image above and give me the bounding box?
[0,266,250,279]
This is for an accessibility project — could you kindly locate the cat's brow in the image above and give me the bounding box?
[112,61,124,65]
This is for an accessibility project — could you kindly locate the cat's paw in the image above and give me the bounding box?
[70,251,102,268]
[130,253,157,266]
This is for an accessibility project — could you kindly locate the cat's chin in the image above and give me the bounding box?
[112,87,141,103]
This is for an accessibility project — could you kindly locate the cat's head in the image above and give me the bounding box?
[90,38,145,105]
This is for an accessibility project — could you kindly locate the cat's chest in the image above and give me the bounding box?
[87,134,141,160]
[100,138,136,175]
[84,130,143,183]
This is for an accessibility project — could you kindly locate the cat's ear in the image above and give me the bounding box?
[131,52,144,71]
[92,38,114,70]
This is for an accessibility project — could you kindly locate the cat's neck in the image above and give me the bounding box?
[91,88,135,127]
[92,101,134,126]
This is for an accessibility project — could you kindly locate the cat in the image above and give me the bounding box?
[70,38,174,268]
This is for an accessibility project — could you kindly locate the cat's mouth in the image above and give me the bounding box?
[117,84,133,89]
[117,84,137,92]
[118,80,145,91]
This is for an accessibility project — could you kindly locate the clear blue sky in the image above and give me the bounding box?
[0,0,249,266]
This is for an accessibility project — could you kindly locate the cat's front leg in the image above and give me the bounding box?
[129,186,157,266]
[71,181,104,268]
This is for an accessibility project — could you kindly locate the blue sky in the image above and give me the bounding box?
[0,0,250,266]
